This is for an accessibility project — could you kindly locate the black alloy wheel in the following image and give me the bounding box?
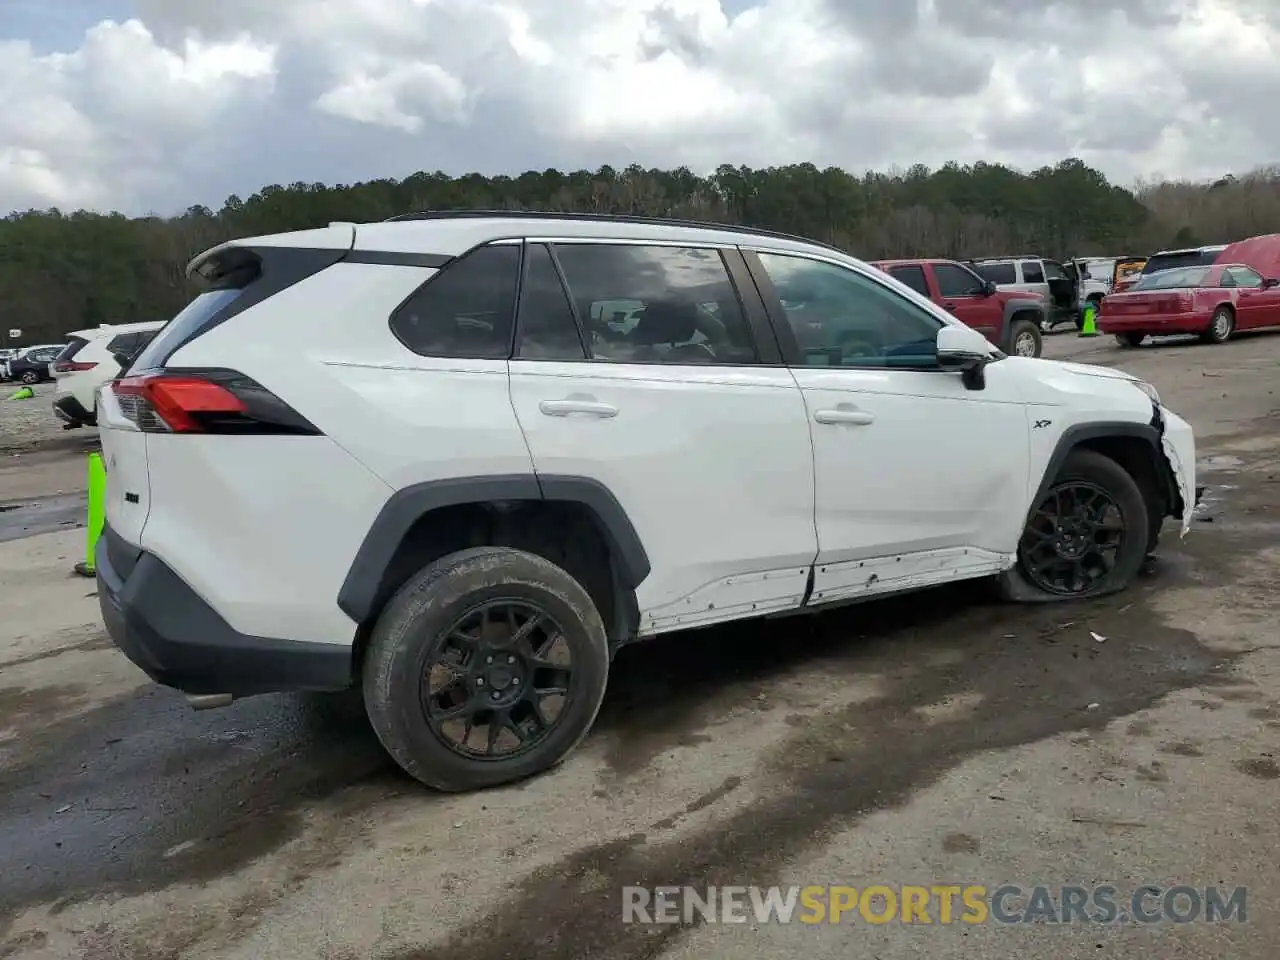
[1018,480,1128,596]
[420,599,574,760]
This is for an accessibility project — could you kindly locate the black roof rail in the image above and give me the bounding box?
[379,209,849,255]
[971,254,1045,262]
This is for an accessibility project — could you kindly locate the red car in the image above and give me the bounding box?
[1098,262,1280,346]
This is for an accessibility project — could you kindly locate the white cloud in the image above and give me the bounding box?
[2,0,1278,214]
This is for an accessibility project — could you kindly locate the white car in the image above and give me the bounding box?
[94,213,1199,792]
[51,322,165,427]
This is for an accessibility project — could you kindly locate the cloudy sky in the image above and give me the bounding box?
[0,0,1276,216]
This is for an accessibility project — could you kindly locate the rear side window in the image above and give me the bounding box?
[1020,261,1045,283]
[552,244,757,365]
[54,337,90,363]
[132,288,245,371]
[887,265,930,296]
[390,245,520,359]
[974,262,1016,284]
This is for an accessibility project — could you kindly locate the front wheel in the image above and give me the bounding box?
[995,449,1150,602]
[1009,319,1043,357]
[362,546,610,791]
[1115,332,1146,347]
[1200,306,1234,344]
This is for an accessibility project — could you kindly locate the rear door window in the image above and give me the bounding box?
[887,265,930,297]
[552,244,758,365]
[1020,261,1045,283]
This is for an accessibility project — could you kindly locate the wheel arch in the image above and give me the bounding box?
[337,474,649,652]
[1029,420,1181,530]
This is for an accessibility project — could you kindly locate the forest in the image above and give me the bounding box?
[2,157,1279,343]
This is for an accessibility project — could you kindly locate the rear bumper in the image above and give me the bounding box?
[96,524,354,696]
[53,394,95,426]
[1098,311,1206,334]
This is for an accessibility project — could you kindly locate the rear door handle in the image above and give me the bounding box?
[813,408,874,425]
[944,303,958,313]
[539,399,618,418]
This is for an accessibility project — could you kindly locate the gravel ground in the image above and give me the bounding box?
[0,383,94,455]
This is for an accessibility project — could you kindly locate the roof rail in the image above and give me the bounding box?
[380,209,849,254]
[970,254,1044,262]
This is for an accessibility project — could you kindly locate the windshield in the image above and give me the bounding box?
[129,287,246,372]
[1141,251,1218,275]
[1132,266,1211,290]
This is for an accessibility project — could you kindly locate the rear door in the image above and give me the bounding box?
[929,261,1004,344]
[506,239,818,634]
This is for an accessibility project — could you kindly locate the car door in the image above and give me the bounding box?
[506,239,818,635]
[1018,260,1053,305]
[1223,266,1272,329]
[743,248,1031,607]
[930,261,1004,345]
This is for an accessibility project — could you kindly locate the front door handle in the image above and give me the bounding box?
[813,407,874,425]
[945,303,958,312]
[539,399,618,418]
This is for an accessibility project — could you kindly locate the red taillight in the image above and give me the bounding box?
[107,369,320,436]
[52,361,97,373]
[112,374,246,433]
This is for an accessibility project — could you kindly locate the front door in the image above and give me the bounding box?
[507,240,818,635]
[1223,266,1278,329]
[747,250,1031,606]
[930,261,1005,345]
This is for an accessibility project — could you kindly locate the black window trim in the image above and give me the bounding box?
[741,248,948,374]
[511,241,589,361]
[507,237,783,367]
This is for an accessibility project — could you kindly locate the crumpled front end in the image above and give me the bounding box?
[1156,406,1197,537]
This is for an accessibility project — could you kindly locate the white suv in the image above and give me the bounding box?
[51,321,165,427]
[94,213,1198,792]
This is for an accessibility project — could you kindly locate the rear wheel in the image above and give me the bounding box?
[362,546,610,791]
[20,370,39,384]
[996,449,1149,602]
[1010,319,1043,357]
[1115,332,1146,348]
[1200,306,1234,344]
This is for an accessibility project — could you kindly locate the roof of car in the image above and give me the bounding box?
[870,258,958,267]
[352,210,853,260]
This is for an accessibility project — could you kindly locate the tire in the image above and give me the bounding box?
[1200,306,1234,344]
[20,370,38,384]
[995,449,1150,602]
[1115,333,1145,348]
[362,545,610,792]
[1009,318,1043,358]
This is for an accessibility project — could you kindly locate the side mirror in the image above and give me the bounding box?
[936,324,994,391]
[983,280,997,296]
[1263,277,1279,289]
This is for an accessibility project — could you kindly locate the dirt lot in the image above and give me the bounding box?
[2,331,1279,959]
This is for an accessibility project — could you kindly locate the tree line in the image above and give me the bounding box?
[2,158,1278,344]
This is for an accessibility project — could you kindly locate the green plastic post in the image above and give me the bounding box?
[85,452,106,573]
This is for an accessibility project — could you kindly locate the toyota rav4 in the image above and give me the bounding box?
[95,212,1198,792]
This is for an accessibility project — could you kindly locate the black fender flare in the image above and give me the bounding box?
[337,473,650,625]
[1027,414,1179,525]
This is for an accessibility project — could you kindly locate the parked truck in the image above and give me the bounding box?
[871,257,1047,357]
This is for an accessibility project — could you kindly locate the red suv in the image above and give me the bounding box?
[871,258,1047,357]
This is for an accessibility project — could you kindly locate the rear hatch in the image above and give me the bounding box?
[51,336,94,378]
